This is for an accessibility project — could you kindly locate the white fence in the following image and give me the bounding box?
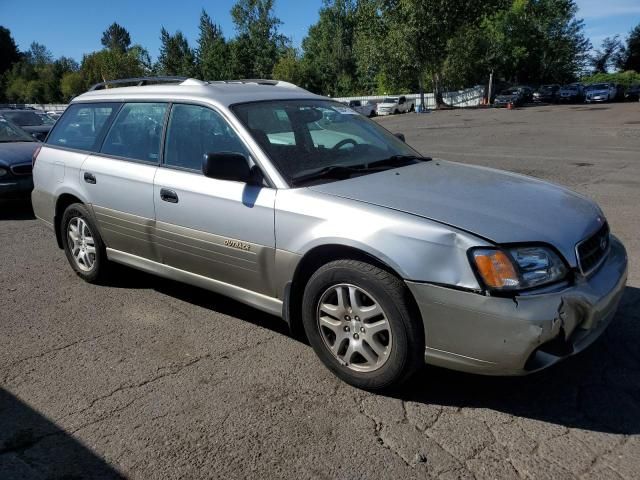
[2,86,485,114]
[334,85,485,109]
[0,104,68,112]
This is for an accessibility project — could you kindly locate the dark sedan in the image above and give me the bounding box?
[533,84,560,103]
[0,109,55,141]
[493,88,526,107]
[0,117,39,198]
[625,84,640,101]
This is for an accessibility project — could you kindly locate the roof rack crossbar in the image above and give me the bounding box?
[89,76,189,91]
[209,79,280,86]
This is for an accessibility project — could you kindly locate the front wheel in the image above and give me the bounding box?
[302,259,424,390]
[61,203,109,283]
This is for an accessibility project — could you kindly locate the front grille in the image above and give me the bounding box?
[10,163,32,176]
[576,222,610,275]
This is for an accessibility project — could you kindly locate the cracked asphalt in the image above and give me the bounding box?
[1,102,639,479]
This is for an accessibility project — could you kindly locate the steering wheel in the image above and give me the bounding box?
[332,138,357,150]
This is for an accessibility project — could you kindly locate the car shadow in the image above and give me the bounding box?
[0,388,124,479]
[104,261,640,434]
[0,199,35,220]
[103,263,295,339]
[389,285,640,435]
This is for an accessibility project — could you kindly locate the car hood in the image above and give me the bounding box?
[309,161,603,266]
[588,90,608,95]
[0,142,39,167]
[377,103,397,107]
[495,94,518,100]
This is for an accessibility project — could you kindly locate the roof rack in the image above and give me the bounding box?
[209,79,298,87]
[88,76,189,91]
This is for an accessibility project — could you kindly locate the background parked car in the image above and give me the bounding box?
[376,96,415,115]
[0,116,39,198]
[345,99,377,117]
[0,108,55,141]
[624,84,640,101]
[533,84,560,103]
[585,83,617,103]
[493,87,527,107]
[559,83,585,103]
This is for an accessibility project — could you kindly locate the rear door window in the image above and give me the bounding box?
[47,103,119,151]
[101,103,168,163]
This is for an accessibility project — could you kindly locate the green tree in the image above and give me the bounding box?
[618,23,640,72]
[101,22,132,53]
[229,0,288,78]
[196,10,229,80]
[272,48,307,86]
[590,36,623,74]
[157,27,196,76]
[80,47,149,86]
[301,0,357,96]
[0,26,21,77]
[60,71,85,100]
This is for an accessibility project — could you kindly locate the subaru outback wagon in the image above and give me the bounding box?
[32,77,628,390]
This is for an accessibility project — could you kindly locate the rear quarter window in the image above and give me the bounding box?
[47,103,120,151]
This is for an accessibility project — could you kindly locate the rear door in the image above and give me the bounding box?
[81,102,168,260]
[153,103,276,295]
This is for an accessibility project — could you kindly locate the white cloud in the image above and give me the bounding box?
[576,0,640,19]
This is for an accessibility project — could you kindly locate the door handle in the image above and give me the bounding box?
[83,172,96,184]
[160,188,179,203]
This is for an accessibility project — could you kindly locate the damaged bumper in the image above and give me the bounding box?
[406,236,628,375]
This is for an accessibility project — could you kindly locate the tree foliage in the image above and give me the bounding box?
[618,23,640,72]
[157,28,196,76]
[589,36,623,73]
[197,10,229,80]
[101,22,132,53]
[230,0,288,78]
[1,2,635,104]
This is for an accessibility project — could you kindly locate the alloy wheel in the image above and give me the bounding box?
[67,217,96,272]
[316,283,393,372]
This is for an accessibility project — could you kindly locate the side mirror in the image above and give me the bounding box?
[203,152,254,183]
[394,133,406,142]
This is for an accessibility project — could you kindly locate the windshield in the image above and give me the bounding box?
[562,85,578,91]
[382,98,398,103]
[2,110,53,126]
[232,99,422,185]
[587,84,608,90]
[0,117,35,142]
[500,89,518,95]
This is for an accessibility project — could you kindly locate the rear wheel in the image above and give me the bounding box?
[61,203,109,283]
[302,259,424,390]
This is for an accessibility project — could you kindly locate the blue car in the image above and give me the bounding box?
[0,116,40,198]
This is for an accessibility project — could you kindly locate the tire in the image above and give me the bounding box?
[60,203,109,283]
[302,259,424,391]
[394,109,400,115]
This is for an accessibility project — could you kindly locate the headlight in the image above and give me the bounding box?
[0,167,7,177]
[471,246,568,291]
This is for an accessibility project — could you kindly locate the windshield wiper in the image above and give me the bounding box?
[291,155,430,186]
[362,154,430,170]
[291,164,365,185]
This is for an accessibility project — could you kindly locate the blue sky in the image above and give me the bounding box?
[1,0,639,62]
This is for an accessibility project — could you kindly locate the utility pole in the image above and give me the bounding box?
[487,69,494,105]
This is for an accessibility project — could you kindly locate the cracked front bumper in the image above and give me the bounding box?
[406,236,628,375]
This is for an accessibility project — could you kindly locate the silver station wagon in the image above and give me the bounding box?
[32,78,628,390]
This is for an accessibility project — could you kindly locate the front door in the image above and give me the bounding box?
[153,103,276,295]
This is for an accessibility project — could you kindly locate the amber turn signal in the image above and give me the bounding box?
[472,249,520,289]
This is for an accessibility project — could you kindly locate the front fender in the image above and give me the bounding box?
[275,189,489,289]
